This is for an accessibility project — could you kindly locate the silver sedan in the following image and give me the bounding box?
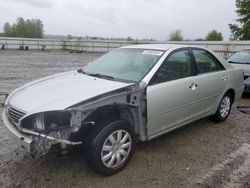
[2,44,244,175]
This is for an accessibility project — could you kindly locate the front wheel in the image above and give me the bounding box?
[85,119,135,175]
[214,93,233,122]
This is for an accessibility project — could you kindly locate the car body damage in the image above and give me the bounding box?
[2,77,148,158]
[67,81,148,141]
[2,44,244,174]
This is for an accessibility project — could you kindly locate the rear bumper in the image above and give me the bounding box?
[2,107,33,152]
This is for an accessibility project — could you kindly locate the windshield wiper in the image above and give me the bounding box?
[77,69,114,80]
[228,61,250,64]
[88,73,114,80]
[77,68,87,74]
[228,61,237,64]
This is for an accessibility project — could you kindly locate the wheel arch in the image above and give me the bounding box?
[226,88,235,103]
[83,104,139,136]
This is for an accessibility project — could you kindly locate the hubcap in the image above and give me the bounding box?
[220,96,231,118]
[101,130,132,168]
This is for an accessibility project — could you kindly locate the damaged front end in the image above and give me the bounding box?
[2,82,148,159]
[2,107,84,159]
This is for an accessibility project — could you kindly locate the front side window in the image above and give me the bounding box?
[192,49,224,74]
[83,48,163,83]
[151,50,195,84]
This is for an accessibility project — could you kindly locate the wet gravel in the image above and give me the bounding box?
[0,50,250,188]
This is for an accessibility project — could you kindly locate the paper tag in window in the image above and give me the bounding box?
[142,50,163,56]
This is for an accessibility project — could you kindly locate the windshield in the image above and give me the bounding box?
[228,51,250,64]
[83,48,164,82]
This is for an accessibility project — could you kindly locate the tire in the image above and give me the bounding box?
[85,119,135,175]
[214,93,233,122]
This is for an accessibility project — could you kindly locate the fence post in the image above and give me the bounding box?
[225,43,229,59]
[81,40,83,52]
[85,39,89,53]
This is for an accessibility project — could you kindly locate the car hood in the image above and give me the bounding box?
[230,63,250,76]
[7,71,132,115]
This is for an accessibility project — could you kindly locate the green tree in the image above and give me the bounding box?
[206,30,223,41]
[2,17,44,38]
[127,36,133,41]
[169,30,183,41]
[3,22,11,37]
[10,24,17,37]
[33,19,44,38]
[15,17,27,37]
[229,0,250,40]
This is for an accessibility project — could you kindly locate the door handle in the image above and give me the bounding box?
[222,75,228,81]
[189,83,198,90]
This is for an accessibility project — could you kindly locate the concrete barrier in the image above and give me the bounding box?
[1,37,250,59]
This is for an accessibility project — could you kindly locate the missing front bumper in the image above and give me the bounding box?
[2,108,33,152]
[2,108,82,158]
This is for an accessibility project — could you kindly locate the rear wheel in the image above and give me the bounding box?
[85,119,135,175]
[214,93,233,122]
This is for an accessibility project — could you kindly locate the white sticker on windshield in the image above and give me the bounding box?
[142,50,163,56]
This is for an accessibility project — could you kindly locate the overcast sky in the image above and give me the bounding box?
[0,0,237,40]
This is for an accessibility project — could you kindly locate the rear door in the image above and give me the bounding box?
[147,49,199,138]
[191,49,229,116]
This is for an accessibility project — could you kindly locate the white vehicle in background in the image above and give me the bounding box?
[227,50,250,93]
[2,44,244,175]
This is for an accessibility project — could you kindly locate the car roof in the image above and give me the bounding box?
[121,44,204,51]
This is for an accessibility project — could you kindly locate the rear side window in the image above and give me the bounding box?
[192,49,224,74]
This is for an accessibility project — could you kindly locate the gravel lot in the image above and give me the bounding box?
[0,50,250,188]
